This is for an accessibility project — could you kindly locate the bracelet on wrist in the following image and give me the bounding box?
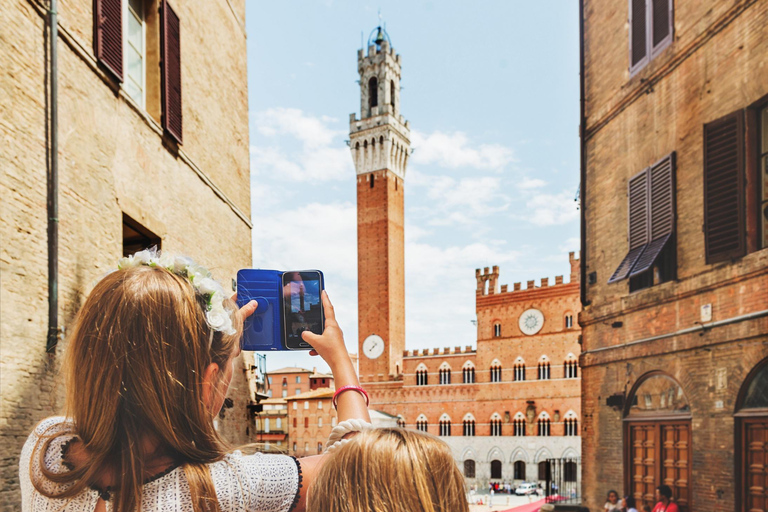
[332,385,369,409]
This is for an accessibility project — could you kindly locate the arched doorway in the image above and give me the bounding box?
[624,372,691,512]
[736,357,768,512]
[491,459,502,479]
[464,459,476,479]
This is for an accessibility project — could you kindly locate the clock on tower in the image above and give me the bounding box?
[350,26,410,381]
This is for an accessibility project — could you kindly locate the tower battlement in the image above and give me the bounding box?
[476,252,581,297]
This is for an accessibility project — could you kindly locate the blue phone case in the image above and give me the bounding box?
[237,269,283,351]
[236,269,324,351]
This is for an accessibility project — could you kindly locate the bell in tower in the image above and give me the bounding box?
[349,25,410,383]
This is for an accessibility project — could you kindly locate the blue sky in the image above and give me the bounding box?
[246,2,581,373]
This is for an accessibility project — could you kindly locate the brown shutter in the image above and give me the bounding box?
[94,0,123,81]
[608,169,649,283]
[630,0,648,70]
[704,110,745,263]
[651,0,673,53]
[630,152,675,277]
[161,0,182,144]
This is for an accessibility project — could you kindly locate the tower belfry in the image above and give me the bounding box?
[350,26,410,382]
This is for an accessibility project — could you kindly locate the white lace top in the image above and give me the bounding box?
[20,418,301,512]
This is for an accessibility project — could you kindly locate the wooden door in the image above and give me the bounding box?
[743,419,768,512]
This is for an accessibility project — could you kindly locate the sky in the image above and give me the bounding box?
[246,1,581,373]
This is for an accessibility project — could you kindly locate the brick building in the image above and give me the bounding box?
[265,367,314,398]
[285,389,337,457]
[579,1,768,511]
[0,0,254,509]
[348,27,583,489]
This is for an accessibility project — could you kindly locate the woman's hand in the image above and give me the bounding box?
[301,291,349,370]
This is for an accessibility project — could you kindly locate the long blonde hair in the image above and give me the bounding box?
[32,264,241,512]
[307,428,469,512]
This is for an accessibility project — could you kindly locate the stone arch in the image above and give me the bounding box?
[491,412,503,421]
[416,363,428,371]
[561,447,579,459]
[565,352,577,361]
[564,409,578,419]
[624,370,691,418]
[515,356,526,364]
[439,361,452,371]
[490,358,502,367]
[416,413,428,422]
[439,412,452,422]
[462,360,475,369]
[539,354,550,362]
[513,412,525,420]
[462,412,476,422]
[487,446,505,462]
[534,446,553,463]
[509,447,529,463]
[537,410,551,420]
[461,446,477,461]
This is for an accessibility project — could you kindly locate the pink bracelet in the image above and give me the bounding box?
[333,385,369,409]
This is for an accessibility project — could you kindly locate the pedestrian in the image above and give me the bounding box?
[19,251,371,512]
[605,490,622,511]
[622,495,638,512]
[306,428,468,512]
[651,485,679,512]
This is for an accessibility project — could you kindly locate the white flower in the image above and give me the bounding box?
[133,250,152,265]
[198,277,224,298]
[173,256,193,274]
[206,306,232,332]
[157,253,175,270]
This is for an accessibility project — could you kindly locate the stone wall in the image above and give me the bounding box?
[0,1,251,510]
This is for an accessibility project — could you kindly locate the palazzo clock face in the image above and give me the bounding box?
[362,334,385,359]
[519,309,545,335]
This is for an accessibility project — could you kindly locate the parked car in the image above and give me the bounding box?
[514,482,538,495]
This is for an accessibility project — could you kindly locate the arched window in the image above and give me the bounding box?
[463,362,476,383]
[537,413,551,436]
[624,372,691,511]
[416,364,428,386]
[390,80,396,111]
[490,413,503,436]
[493,322,502,337]
[513,413,526,436]
[736,357,768,512]
[564,415,579,436]
[564,354,578,379]
[304,417,309,428]
[464,459,476,478]
[463,414,476,436]
[490,360,502,382]
[565,313,574,329]
[439,363,451,385]
[538,461,550,481]
[490,459,503,480]
[396,415,406,428]
[538,357,551,380]
[355,141,360,150]
[564,461,577,482]
[368,76,378,111]
[416,414,428,432]
[513,460,526,480]
[439,415,452,436]
[514,359,526,381]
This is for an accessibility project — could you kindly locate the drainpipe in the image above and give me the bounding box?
[46,0,59,353]
[578,0,588,307]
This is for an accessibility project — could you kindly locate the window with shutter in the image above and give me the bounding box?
[704,110,745,263]
[609,152,676,290]
[161,0,182,144]
[629,0,673,74]
[95,0,124,81]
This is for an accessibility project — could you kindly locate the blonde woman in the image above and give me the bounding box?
[19,252,370,512]
[308,428,469,512]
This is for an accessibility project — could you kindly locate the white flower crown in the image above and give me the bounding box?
[117,249,236,336]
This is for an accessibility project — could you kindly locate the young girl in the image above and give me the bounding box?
[605,490,621,512]
[307,428,469,512]
[19,252,370,512]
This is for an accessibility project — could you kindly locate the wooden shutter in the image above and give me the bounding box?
[94,0,123,81]
[609,169,649,282]
[630,152,675,277]
[161,0,183,144]
[630,0,648,70]
[704,110,745,263]
[651,0,673,55]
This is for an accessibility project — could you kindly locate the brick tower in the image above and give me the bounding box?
[349,26,410,382]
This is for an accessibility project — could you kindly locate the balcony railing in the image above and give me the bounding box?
[544,457,581,505]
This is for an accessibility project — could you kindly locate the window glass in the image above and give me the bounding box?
[296,376,301,383]
[627,374,690,417]
[124,0,144,106]
[742,364,768,409]
[264,418,270,433]
[304,401,309,409]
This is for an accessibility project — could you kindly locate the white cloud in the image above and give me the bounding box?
[518,177,547,189]
[250,108,353,182]
[411,130,515,170]
[525,190,580,226]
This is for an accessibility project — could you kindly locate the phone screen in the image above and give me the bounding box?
[282,271,324,349]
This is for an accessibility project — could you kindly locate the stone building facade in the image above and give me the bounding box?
[349,27,582,489]
[0,0,253,509]
[579,1,768,511]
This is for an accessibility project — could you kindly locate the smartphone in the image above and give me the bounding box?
[237,269,324,351]
[282,271,325,350]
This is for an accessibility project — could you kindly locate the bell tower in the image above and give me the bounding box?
[350,26,410,382]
